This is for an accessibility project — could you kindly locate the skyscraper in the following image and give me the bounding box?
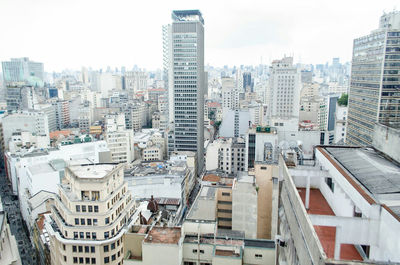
[347,11,400,146]
[243,72,252,92]
[267,57,301,131]
[170,10,205,172]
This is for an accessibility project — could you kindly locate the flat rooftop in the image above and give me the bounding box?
[69,164,116,179]
[297,188,362,261]
[128,161,187,177]
[323,147,400,219]
[186,186,217,221]
[184,235,243,247]
[144,227,181,244]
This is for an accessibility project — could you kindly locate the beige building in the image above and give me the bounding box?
[45,163,136,265]
[0,200,22,265]
[123,222,276,265]
[252,163,279,239]
[142,144,163,161]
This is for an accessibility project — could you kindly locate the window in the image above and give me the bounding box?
[112,254,116,261]
[325,177,334,192]
[78,246,83,253]
[104,257,110,263]
[75,218,79,225]
[92,232,97,239]
[192,249,197,253]
[85,257,90,264]
[74,232,78,239]
[255,254,263,259]
[200,250,204,254]
[80,232,84,239]
[72,246,77,252]
[91,258,96,264]
[91,246,95,253]
[105,217,110,224]
[64,256,67,262]
[79,257,84,264]
[104,245,109,252]
[73,257,78,264]
[82,205,86,212]
[85,246,89,253]
[81,218,85,225]
[86,232,91,239]
[76,205,80,212]
[93,219,98,226]
[104,232,109,239]
[87,219,92,225]
[260,166,267,170]
[94,206,99,212]
[63,244,66,250]
[111,243,115,250]
[88,205,93,212]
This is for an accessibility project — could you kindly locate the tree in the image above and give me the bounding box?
[338,93,348,106]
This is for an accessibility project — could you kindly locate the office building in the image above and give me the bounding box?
[104,114,134,163]
[1,111,49,151]
[170,10,205,172]
[2,57,44,83]
[347,11,400,146]
[45,163,136,265]
[267,57,301,130]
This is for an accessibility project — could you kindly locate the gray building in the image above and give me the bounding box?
[2,57,44,83]
[347,11,400,146]
[170,10,205,172]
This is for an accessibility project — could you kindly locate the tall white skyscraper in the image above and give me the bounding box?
[170,10,205,172]
[267,57,301,130]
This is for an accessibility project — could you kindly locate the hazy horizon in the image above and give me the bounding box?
[0,0,398,72]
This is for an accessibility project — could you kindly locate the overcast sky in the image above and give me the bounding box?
[0,0,398,72]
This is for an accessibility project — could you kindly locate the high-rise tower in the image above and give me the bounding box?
[170,10,205,172]
[347,11,400,146]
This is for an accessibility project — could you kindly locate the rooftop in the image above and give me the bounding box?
[186,186,217,221]
[69,164,117,179]
[144,227,181,244]
[127,160,187,178]
[323,147,400,219]
[172,10,204,24]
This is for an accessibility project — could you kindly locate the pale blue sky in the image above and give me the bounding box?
[0,0,398,71]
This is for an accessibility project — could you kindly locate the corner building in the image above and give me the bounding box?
[46,163,136,265]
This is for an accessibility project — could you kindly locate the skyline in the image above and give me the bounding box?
[0,0,398,72]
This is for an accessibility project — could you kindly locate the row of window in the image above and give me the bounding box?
[76,205,99,213]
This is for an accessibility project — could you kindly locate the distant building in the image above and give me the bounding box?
[334,103,347,143]
[267,57,301,128]
[104,114,134,163]
[2,57,44,83]
[1,111,49,151]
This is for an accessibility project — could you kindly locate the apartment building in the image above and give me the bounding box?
[45,163,136,265]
